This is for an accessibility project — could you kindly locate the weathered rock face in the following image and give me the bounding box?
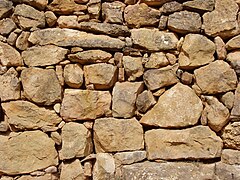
[227,51,240,75]
[123,56,144,81]
[12,0,48,10]
[226,35,240,50]
[179,34,215,69]
[136,90,156,113]
[221,149,240,165]
[102,1,125,24]
[0,0,13,19]
[22,45,68,67]
[93,118,144,153]
[21,68,62,105]
[140,83,203,128]
[160,1,183,14]
[145,126,223,160]
[60,159,85,180]
[0,18,16,36]
[64,64,84,88]
[60,89,111,121]
[0,131,58,175]
[194,61,238,94]
[2,101,62,131]
[222,122,240,150]
[60,122,93,160]
[183,0,215,12]
[215,162,240,180]
[131,28,178,51]
[114,151,146,165]
[145,52,169,69]
[231,84,240,119]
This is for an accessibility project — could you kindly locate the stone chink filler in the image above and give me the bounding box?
[0,0,240,179]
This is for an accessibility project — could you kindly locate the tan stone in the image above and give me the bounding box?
[94,118,144,153]
[112,82,144,118]
[60,159,85,180]
[84,63,117,89]
[124,3,160,28]
[226,51,240,75]
[48,0,87,15]
[18,174,58,180]
[123,56,143,81]
[226,34,240,50]
[221,149,240,165]
[2,100,61,131]
[202,96,230,132]
[21,68,62,105]
[64,64,84,88]
[145,126,223,160]
[222,122,240,150]
[141,0,172,6]
[0,0,13,19]
[87,0,101,19]
[51,131,62,145]
[0,18,16,35]
[183,0,215,12]
[16,31,30,51]
[158,15,168,30]
[0,131,58,175]
[143,67,179,91]
[179,34,215,69]
[12,0,48,10]
[136,90,156,113]
[181,71,193,85]
[145,52,169,69]
[0,41,23,67]
[93,153,115,180]
[220,91,235,109]
[69,50,112,64]
[60,122,93,160]
[215,36,227,60]
[22,45,68,67]
[57,15,78,28]
[56,65,64,86]
[114,151,146,165]
[60,89,111,121]
[29,28,125,50]
[45,11,57,27]
[194,60,237,94]
[160,1,183,14]
[140,83,203,128]
[231,84,240,119]
[7,32,18,46]
[0,68,20,102]
[0,121,9,132]
[131,28,178,51]
[202,0,239,39]
[215,162,240,180]
[102,1,125,24]
[168,11,201,34]
[12,4,45,30]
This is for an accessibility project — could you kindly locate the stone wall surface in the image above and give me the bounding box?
[1,0,240,179]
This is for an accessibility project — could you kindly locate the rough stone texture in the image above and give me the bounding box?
[0,68,20,102]
[112,82,144,118]
[123,56,144,81]
[124,3,160,28]
[231,84,240,119]
[145,126,223,160]
[22,45,68,67]
[0,131,58,175]
[145,52,169,69]
[160,1,183,14]
[60,122,93,160]
[21,68,62,105]
[215,162,240,180]
[0,18,16,35]
[202,0,239,39]
[183,0,215,12]
[12,0,48,10]
[131,28,178,51]
[141,0,172,6]
[179,34,215,69]
[45,11,57,27]
[0,0,13,19]
[102,1,125,24]
[168,11,201,34]
[221,149,240,165]
[16,31,30,50]
[60,89,111,121]
[215,36,227,60]
[114,151,146,165]
[2,101,61,131]
[227,51,240,75]
[220,91,235,110]
[222,122,240,150]
[57,15,78,28]
[0,41,23,67]
[136,90,156,113]
[226,34,240,50]
[29,28,125,50]
[93,118,144,153]
[140,83,203,128]
[60,159,85,180]
[64,64,84,88]
[194,61,238,94]
[84,63,117,89]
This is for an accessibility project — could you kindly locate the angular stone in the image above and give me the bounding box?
[143,67,179,91]
[45,11,57,27]
[84,63,117,89]
[64,64,84,88]
[179,34,215,69]
[0,68,20,102]
[160,1,183,14]
[102,1,125,24]
[221,149,240,165]
[60,159,85,180]
[168,11,201,34]
[136,90,156,113]
[57,15,78,28]
[123,56,144,81]
[220,91,234,109]
[28,28,125,50]
[94,118,144,153]
[16,31,30,50]
[183,0,215,12]
[194,60,238,94]
[158,15,168,30]
[60,89,111,121]
[0,121,9,132]
[2,101,61,131]
[226,34,240,50]
[17,174,58,180]
[215,36,227,60]
[181,71,193,85]
[48,0,87,15]
[118,161,216,180]
[140,83,203,128]
[222,122,240,150]
[112,82,144,118]
[145,52,169,69]
[131,28,178,51]
[202,96,230,132]
[0,0,12,19]
[87,0,101,19]
[227,51,240,75]
[124,3,160,28]
[21,68,62,105]
[12,4,45,30]
[12,0,48,10]
[0,131,58,175]
[202,0,239,39]
[51,131,62,145]
[231,84,240,119]
[93,153,115,180]
[145,126,223,160]
[78,22,130,37]
[0,41,23,66]
[60,122,93,160]
[141,0,172,6]
[68,50,112,64]
[0,18,16,35]
[114,151,146,165]
[215,162,240,180]
[22,45,68,67]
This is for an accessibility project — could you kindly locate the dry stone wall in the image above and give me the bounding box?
[1,0,240,179]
